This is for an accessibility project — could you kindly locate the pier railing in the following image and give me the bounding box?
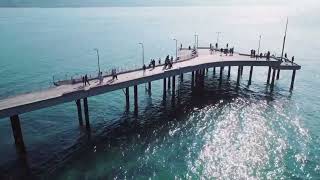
[53,51,198,86]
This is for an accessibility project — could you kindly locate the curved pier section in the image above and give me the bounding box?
[0,48,301,153]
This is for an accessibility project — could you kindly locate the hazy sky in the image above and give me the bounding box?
[0,0,318,7]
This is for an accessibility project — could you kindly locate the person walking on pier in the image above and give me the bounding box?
[84,74,90,86]
[112,69,118,80]
[82,76,85,86]
[180,44,183,50]
[284,53,288,62]
[143,64,146,73]
[98,72,103,85]
[158,58,161,65]
[215,43,218,50]
[292,56,295,64]
[266,51,271,60]
[226,43,229,48]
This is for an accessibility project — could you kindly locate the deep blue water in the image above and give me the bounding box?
[0,4,320,179]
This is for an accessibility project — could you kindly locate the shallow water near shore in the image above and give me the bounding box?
[0,4,320,179]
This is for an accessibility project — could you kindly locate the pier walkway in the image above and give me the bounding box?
[0,47,301,154]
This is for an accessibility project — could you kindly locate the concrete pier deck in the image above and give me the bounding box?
[0,48,300,119]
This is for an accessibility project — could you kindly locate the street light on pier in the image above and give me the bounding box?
[216,32,221,48]
[194,33,199,48]
[94,48,101,75]
[173,38,178,59]
[257,35,262,56]
[138,42,145,66]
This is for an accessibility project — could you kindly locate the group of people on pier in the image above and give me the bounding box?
[249,49,295,63]
[82,74,90,86]
[217,44,234,56]
[164,55,173,69]
[148,59,156,69]
[142,55,175,72]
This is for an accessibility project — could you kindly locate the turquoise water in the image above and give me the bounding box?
[0,4,320,179]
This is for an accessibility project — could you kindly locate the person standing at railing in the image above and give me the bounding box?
[82,76,85,86]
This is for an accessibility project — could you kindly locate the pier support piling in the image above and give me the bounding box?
[248,66,253,86]
[134,85,138,113]
[228,66,231,78]
[148,82,151,95]
[240,66,243,76]
[237,66,241,86]
[125,87,130,109]
[267,67,271,84]
[270,68,276,92]
[220,66,224,85]
[276,69,280,80]
[83,98,90,130]
[163,78,167,98]
[172,76,176,96]
[213,67,216,75]
[180,73,184,82]
[10,115,26,154]
[76,99,83,126]
[290,70,296,91]
[168,77,171,89]
[191,71,195,88]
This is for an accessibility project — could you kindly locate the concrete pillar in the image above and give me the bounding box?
[276,69,280,80]
[180,73,184,82]
[10,115,26,154]
[172,76,176,96]
[213,67,216,75]
[237,66,241,86]
[76,99,83,126]
[191,71,195,88]
[228,66,231,78]
[270,68,276,92]
[195,70,199,87]
[83,98,90,130]
[290,70,296,91]
[134,85,138,112]
[163,78,167,98]
[248,66,253,86]
[148,82,151,95]
[240,66,243,76]
[220,66,224,84]
[125,87,130,109]
[168,77,171,89]
[267,67,272,84]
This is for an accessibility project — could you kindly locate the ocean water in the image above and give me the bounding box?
[0,4,320,179]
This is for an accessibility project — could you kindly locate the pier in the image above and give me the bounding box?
[0,47,301,154]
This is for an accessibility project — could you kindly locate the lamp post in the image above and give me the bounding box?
[138,42,144,65]
[173,38,178,59]
[94,48,101,74]
[194,33,199,48]
[257,35,262,56]
[216,32,221,48]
